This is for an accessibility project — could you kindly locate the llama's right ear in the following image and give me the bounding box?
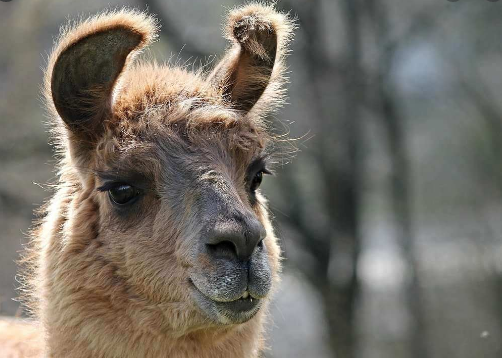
[46,10,157,141]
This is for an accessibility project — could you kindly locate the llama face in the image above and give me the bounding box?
[44,6,292,331]
[92,111,276,325]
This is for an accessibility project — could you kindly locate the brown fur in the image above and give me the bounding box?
[3,4,294,358]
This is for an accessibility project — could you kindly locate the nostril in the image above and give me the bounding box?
[206,240,238,258]
[205,218,265,261]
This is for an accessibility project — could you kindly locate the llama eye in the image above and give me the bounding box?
[250,171,263,192]
[108,184,140,205]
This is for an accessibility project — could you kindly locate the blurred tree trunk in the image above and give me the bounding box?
[325,0,365,357]
[366,1,428,357]
[277,0,365,356]
[381,90,428,358]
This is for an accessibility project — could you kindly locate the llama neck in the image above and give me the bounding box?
[43,304,265,358]
[37,187,266,358]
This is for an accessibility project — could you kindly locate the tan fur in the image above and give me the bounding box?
[3,4,294,358]
[0,318,43,358]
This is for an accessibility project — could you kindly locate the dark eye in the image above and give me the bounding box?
[250,171,263,192]
[108,184,140,205]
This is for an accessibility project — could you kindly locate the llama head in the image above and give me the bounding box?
[44,5,293,330]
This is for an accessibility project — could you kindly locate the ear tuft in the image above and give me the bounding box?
[45,9,158,141]
[232,15,276,62]
[208,3,295,115]
[225,4,294,49]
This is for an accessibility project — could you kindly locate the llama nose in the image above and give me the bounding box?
[206,215,266,261]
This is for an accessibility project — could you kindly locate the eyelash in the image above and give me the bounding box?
[96,182,128,192]
[259,167,273,176]
[248,165,272,193]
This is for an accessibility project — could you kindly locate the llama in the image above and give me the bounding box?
[0,3,294,358]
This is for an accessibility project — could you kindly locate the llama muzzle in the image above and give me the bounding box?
[188,210,272,324]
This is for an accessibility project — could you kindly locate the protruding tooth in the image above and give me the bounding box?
[242,291,249,299]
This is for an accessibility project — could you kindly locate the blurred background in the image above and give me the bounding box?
[1,0,502,357]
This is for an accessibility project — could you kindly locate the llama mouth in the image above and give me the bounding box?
[189,280,262,324]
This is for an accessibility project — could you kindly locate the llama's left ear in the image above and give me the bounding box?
[45,10,157,142]
[208,4,294,115]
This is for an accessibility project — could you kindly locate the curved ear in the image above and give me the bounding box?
[45,10,157,141]
[208,4,294,114]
